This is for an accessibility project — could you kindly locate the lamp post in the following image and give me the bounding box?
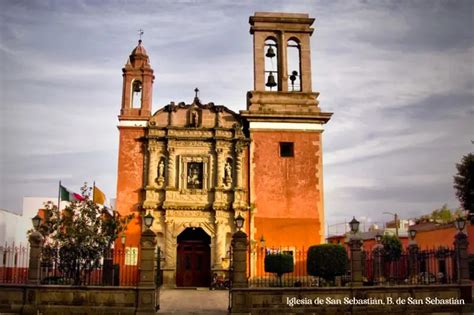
[373,232,384,284]
[383,212,399,238]
[28,214,44,284]
[231,213,248,288]
[453,216,470,284]
[408,228,419,283]
[348,217,363,286]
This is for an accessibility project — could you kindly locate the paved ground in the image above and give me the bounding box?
[158,288,229,314]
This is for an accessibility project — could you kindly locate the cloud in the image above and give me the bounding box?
[0,0,472,231]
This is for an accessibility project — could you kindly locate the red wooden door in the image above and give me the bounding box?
[176,241,210,287]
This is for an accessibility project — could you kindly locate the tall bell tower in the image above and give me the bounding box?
[242,13,332,248]
[116,40,154,248]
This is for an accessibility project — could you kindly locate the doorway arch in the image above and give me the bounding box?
[176,227,211,287]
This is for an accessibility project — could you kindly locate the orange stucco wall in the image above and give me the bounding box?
[415,224,474,254]
[116,126,145,248]
[251,130,324,247]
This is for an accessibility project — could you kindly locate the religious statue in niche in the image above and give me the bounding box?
[191,110,199,127]
[224,160,232,187]
[157,158,165,186]
[187,162,203,189]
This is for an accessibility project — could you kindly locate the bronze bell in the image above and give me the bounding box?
[265,46,276,58]
[132,80,142,93]
[265,72,277,88]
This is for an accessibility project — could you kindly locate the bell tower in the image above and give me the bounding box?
[242,13,332,249]
[116,40,154,249]
[119,39,154,119]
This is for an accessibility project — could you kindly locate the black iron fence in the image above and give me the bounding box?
[250,246,459,287]
[1,243,139,286]
[39,247,139,286]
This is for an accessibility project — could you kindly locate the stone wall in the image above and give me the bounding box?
[230,285,473,314]
[0,284,158,315]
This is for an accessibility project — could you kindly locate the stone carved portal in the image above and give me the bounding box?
[176,227,211,287]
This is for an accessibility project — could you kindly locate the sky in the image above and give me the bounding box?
[1,0,473,234]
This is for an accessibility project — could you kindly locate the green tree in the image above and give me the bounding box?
[264,253,294,286]
[30,184,133,285]
[382,235,402,262]
[431,204,454,223]
[454,153,474,215]
[307,244,348,284]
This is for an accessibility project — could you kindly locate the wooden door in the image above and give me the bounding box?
[176,241,210,287]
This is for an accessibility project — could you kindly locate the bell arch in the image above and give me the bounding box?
[131,79,143,108]
[287,38,301,92]
[264,37,278,91]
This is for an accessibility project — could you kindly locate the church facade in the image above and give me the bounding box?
[115,12,332,287]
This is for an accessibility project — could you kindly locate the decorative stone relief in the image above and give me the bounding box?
[224,159,233,188]
[156,157,165,186]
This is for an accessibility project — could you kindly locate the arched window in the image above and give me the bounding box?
[264,38,278,91]
[287,39,301,92]
[131,79,142,108]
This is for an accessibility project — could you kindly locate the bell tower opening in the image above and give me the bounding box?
[264,38,278,91]
[287,39,301,92]
[176,227,211,287]
[131,79,143,108]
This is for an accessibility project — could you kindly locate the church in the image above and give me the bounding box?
[115,12,332,287]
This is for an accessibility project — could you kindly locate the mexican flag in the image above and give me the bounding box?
[59,184,84,202]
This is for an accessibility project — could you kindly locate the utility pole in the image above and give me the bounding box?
[384,212,399,238]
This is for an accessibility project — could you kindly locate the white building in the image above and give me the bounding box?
[0,197,55,246]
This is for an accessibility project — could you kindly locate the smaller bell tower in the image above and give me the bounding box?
[116,40,155,249]
[119,39,154,119]
[242,13,332,251]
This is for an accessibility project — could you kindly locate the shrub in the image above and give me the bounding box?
[264,253,294,286]
[382,235,402,261]
[307,244,348,282]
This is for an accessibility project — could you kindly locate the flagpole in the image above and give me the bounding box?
[58,180,61,211]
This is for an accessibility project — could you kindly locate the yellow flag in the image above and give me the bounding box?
[93,186,106,205]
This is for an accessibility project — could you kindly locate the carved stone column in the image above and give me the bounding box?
[349,235,363,287]
[231,230,248,288]
[167,147,176,189]
[216,147,224,188]
[27,231,43,284]
[235,144,244,189]
[454,232,470,284]
[164,219,175,268]
[147,147,158,187]
[136,228,159,315]
[214,215,226,269]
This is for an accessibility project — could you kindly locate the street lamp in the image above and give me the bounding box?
[32,214,42,230]
[409,229,417,241]
[349,217,360,234]
[143,213,154,230]
[235,213,245,231]
[454,217,466,233]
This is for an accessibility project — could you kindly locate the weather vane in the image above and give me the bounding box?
[138,29,144,41]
